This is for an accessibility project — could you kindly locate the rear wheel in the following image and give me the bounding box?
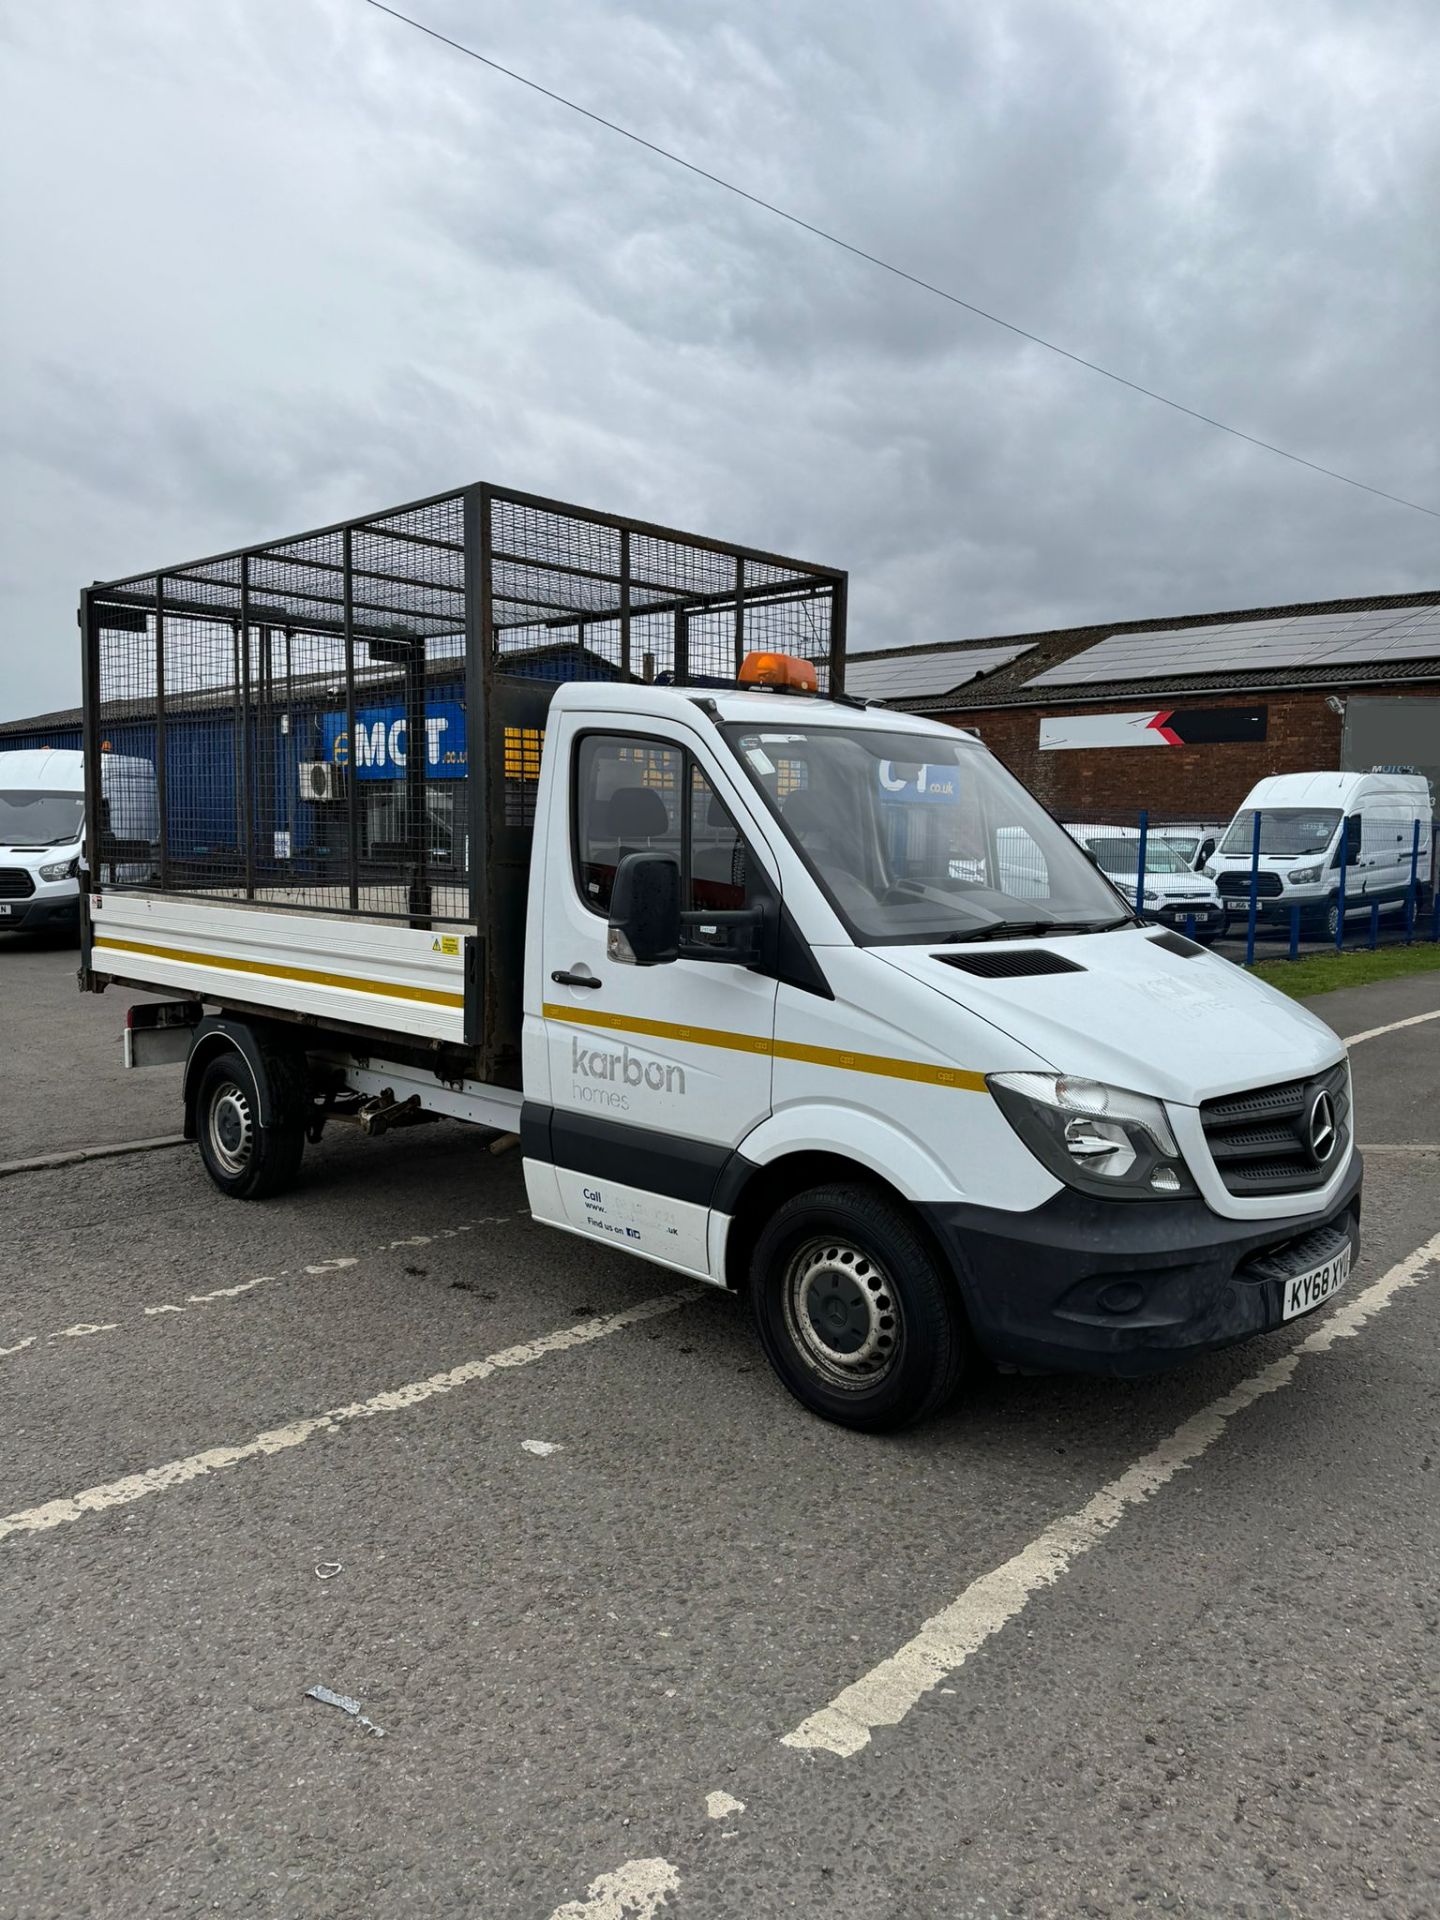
[749,1183,967,1431]
[195,1047,306,1199]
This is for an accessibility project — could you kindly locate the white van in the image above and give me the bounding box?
[1156,822,1228,873]
[0,748,157,935]
[1064,824,1225,942]
[1207,769,1434,939]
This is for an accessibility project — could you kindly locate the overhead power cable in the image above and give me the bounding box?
[363,0,1439,522]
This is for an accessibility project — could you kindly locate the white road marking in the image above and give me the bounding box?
[0,1221,503,1364]
[705,1791,745,1820]
[1343,1007,1440,1047]
[547,1859,680,1920]
[187,1276,274,1304]
[521,1439,563,1456]
[782,1229,1440,1759]
[0,1286,701,1544]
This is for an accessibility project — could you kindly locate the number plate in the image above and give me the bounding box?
[0,903,11,916]
[1282,1241,1351,1320]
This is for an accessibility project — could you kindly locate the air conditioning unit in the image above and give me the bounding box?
[300,760,344,803]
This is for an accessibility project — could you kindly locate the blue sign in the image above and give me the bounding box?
[877,761,959,802]
[321,701,467,781]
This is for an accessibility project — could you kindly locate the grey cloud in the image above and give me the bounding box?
[0,0,1436,722]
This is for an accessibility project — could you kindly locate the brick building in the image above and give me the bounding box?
[844,590,1440,823]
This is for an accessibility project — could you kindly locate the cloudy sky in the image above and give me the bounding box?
[1,0,1436,721]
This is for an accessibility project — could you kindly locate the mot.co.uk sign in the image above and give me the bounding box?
[320,701,467,781]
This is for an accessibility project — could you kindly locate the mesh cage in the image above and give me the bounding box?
[487,491,840,690]
[82,483,845,945]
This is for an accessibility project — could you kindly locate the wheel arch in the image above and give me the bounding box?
[182,1014,298,1139]
[719,1148,959,1301]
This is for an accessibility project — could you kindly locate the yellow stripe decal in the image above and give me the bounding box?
[94,936,465,1010]
[541,1002,987,1092]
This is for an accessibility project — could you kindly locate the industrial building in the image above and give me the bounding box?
[5,587,1436,839]
[843,590,1440,819]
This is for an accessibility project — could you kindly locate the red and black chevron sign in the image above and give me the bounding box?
[1039,706,1268,751]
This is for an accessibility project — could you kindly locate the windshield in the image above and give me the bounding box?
[1082,835,1190,876]
[1220,808,1340,857]
[1161,833,1199,863]
[723,722,1131,943]
[0,790,84,846]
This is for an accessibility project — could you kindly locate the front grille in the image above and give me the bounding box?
[1217,871,1283,898]
[0,868,36,899]
[1200,1063,1350,1196]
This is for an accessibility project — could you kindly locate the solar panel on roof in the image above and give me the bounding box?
[1024,607,1440,687]
[844,642,1036,699]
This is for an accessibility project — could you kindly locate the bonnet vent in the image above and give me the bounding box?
[1147,930,1205,959]
[936,949,1085,979]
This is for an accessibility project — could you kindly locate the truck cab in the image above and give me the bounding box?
[518,669,1360,1425]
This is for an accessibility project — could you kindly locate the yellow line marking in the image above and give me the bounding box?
[541,1002,987,1092]
[94,936,464,1010]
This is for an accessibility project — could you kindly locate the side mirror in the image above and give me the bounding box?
[608,852,680,965]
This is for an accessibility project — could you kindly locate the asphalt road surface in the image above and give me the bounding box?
[1,940,1437,1920]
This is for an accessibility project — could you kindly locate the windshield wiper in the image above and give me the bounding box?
[938,919,1059,943]
[937,914,1134,943]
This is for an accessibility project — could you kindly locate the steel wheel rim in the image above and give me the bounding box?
[781,1237,902,1391]
[207,1080,254,1176]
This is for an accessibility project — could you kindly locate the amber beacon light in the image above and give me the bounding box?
[738,651,819,693]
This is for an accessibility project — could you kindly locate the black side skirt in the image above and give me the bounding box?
[522,1101,743,1209]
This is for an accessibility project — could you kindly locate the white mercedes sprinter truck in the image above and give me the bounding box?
[79,485,1362,1430]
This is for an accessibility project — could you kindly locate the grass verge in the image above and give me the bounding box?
[1249,942,1440,999]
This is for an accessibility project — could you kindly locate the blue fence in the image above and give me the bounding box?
[1064,809,1438,966]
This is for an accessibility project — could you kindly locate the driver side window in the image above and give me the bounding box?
[573,734,752,917]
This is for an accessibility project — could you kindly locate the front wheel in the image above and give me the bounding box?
[195,1047,306,1199]
[748,1184,968,1431]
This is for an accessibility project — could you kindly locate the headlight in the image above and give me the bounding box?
[1287,865,1321,885]
[39,858,79,883]
[988,1072,1195,1199]
[1141,891,1160,907]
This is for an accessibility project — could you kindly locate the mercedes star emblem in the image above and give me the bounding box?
[1307,1090,1337,1165]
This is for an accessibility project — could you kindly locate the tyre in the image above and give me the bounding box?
[748,1183,968,1432]
[195,1046,306,1200]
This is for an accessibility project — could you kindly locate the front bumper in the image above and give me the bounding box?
[923,1152,1362,1377]
[0,895,80,932]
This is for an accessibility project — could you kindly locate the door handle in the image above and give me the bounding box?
[551,968,602,989]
